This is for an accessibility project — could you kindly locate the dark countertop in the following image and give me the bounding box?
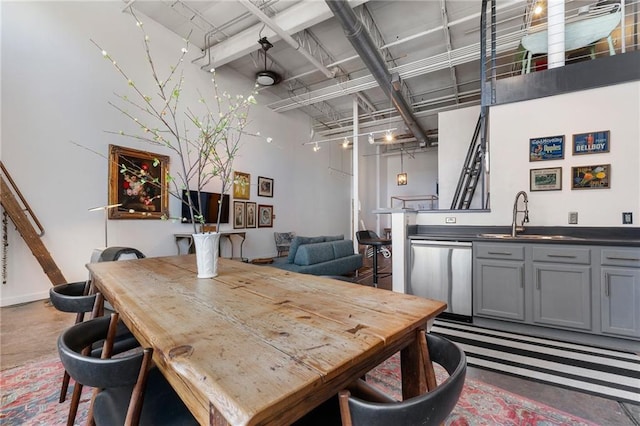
[408,225,640,247]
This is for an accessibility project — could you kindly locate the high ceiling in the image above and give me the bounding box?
[126,0,603,145]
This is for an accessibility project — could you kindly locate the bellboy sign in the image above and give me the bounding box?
[530,135,564,161]
[573,131,610,155]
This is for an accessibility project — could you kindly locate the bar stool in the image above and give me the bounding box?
[356,230,392,287]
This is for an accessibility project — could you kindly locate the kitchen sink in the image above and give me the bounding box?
[478,233,583,240]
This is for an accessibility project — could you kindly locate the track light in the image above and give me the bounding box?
[342,137,349,148]
[385,130,394,142]
[368,134,374,144]
[313,142,321,152]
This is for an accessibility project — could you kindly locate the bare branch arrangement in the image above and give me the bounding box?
[92,12,259,233]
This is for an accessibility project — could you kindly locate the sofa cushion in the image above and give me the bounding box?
[323,234,344,242]
[286,236,325,263]
[332,240,355,258]
[294,242,336,266]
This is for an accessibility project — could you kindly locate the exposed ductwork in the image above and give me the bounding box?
[325,0,429,147]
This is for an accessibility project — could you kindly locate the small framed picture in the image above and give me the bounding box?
[233,171,250,200]
[245,202,256,228]
[258,176,274,197]
[530,135,564,161]
[530,167,562,191]
[572,131,610,155]
[258,204,273,228]
[233,201,245,229]
[571,164,610,190]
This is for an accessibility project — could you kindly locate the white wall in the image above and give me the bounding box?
[0,2,351,306]
[422,82,640,227]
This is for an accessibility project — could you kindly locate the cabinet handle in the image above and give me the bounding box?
[606,256,640,262]
[547,254,577,259]
[605,280,610,297]
[488,251,512,256]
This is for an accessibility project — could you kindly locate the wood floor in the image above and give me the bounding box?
[2,254,638,425]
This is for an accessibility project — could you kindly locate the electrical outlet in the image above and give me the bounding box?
[568,212,578,225]
[445,217,456,224]
[623,212,633,224]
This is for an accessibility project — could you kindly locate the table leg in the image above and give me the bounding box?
[400,329,427,399]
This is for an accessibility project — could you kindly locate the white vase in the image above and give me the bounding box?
[192,232,221,278]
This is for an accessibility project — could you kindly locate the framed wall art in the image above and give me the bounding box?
[108,144,169,220]
[233,171,250,200]
[571,164,610,190]
[258,204,273,228]
[573,131,610,155]
[245,202,257,228]
[530,167,562,191]
[258,176,274,197]
[530,135,564,161]
[233,201,245,229]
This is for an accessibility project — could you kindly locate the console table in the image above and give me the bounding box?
[174,232,247,261]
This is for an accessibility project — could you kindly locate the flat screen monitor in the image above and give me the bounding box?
[181,190,230,224]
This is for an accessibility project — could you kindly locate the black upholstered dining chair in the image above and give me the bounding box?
[294,333,466,426]
[58,314,198,426]
[49,246,145,422]
[337,333,466,426]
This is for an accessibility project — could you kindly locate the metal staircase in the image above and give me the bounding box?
[1,161,67,285]
[450,115,485,209]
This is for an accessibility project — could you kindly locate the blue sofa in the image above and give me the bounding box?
[271,235,362,276]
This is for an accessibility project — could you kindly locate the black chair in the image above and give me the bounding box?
[49,246,145,419]
[49,284,138,425]
[295,333,466,426]
[58,314,198,426]
[338,333,466,426]
[355,230,392,287]
[98,246,146,262]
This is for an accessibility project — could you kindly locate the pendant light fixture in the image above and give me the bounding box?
[397,150,407,186]
[256,37,281,86]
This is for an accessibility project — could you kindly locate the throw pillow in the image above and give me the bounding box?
[323,234,344,242]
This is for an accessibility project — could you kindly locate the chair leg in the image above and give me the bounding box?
[67,382,83,426]
[125,348,154,425]
[87,312,120,426]
[338,390,353,426]
[59,371,71,403]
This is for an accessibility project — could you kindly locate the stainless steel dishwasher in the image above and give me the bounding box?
[408,240,472,322]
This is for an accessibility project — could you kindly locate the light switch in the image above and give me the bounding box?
[568,212,578,224]
[623,212,633,224]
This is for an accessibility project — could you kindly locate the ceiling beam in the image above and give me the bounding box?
[202,0,370,68]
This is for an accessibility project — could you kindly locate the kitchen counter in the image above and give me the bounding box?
[408,225,640,247]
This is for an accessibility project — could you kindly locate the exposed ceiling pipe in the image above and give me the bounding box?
[325,0,429,147]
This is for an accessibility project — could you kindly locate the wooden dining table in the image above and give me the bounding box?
[87,255,446,426]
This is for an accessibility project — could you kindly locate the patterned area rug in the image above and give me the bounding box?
[1,356,597,425]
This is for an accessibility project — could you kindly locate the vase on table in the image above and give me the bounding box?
[192,232,221,278]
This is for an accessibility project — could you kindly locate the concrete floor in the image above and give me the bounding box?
[2,254,639,425]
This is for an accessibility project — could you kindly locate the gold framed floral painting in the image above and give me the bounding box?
[233,171,251,200]
[108,144,169,219]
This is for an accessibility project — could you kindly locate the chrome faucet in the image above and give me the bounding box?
[511,191,529,237]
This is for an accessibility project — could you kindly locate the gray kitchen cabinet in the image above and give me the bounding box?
[600,248,640,338]
[474,244,525,321]
[532,263,592,330]
[531,246,592,330]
